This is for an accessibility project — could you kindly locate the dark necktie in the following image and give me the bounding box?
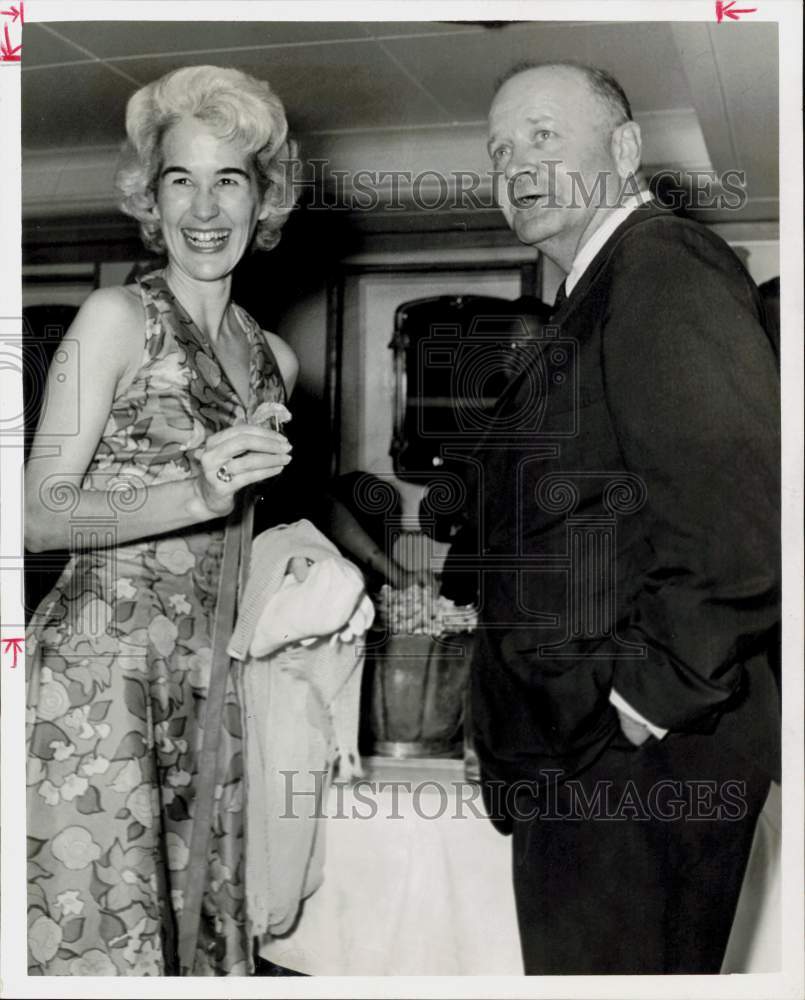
[552,280,568,314]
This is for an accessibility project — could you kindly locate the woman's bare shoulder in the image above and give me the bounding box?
[67,285,146,379]
[76,284,142,327]
[75,285,144,341]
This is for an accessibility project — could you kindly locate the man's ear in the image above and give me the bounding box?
[611,121,642,180]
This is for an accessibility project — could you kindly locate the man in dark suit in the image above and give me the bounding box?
[471,61,780,974]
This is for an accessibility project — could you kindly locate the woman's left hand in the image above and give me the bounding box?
[195,424,293,518]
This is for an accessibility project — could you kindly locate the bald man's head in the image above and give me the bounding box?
[487,60,644,267]
[496,61,633,140]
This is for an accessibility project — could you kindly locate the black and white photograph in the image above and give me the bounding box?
[1,1,802,996]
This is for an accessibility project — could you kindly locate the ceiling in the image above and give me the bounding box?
[21,18,779,224]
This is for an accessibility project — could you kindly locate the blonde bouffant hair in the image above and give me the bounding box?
[116,65,298,253]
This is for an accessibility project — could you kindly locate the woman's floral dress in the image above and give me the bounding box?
[26,271,286,976]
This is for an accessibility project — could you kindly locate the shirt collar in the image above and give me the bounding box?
[564,189,655,295]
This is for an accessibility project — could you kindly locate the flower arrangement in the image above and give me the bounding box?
[374,583,477,636]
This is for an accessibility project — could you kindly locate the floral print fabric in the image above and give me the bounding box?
[26,271,285,975]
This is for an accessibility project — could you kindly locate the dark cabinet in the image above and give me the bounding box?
[390,294,551,483]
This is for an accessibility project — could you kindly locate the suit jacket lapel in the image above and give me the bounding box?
[551,202,670,322]
[499,203,672,401]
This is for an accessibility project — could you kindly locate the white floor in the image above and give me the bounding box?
[721,780,781,973]
[260,762,781,975]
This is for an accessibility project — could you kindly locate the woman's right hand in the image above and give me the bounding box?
[196,424,292,517]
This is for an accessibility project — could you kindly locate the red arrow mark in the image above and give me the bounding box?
[716,0,758,21]
[1,2,24,24]
[2,638,24,668]
[0,22,21,60]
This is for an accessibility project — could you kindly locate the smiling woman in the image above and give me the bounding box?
[117,64,295,255]
[24,66,300,977]
[154,118,272,292]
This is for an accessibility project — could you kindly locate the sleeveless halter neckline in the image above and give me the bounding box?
[138,270,285,421]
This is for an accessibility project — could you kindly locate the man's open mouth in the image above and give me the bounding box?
[513,193,546,209]
[182,228,231,251]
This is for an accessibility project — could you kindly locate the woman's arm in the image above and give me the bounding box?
[25,288,292,553]
[324,497,432,590]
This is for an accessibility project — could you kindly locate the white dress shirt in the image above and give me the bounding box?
[564,188,655,295]
[559,188,668,740]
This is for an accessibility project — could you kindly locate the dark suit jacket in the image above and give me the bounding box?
[470,204,781,789]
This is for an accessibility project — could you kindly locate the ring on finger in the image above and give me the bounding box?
[216,464,233,484]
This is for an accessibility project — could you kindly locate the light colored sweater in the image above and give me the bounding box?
[227,520,368,938]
